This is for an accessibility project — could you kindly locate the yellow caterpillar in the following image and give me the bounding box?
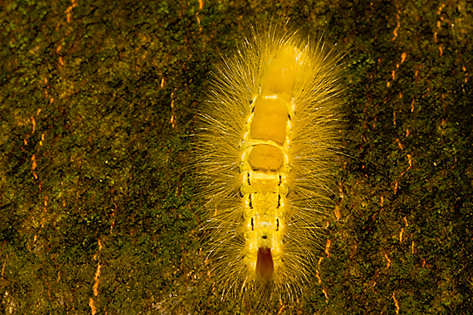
[195,27,343,306]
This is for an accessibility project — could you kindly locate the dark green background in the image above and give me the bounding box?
[1,0,472,314]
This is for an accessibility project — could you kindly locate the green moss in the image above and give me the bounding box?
[1,0,472,314]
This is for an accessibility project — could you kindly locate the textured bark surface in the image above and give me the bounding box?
[1,1,472,314]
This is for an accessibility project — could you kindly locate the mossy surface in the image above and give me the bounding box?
[1,1,472,314]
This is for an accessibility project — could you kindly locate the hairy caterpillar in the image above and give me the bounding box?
[195,28,343,305]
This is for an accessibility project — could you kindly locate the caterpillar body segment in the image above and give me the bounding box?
[196,29,343,302]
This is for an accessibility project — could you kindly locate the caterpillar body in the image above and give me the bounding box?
[196,28,343,305]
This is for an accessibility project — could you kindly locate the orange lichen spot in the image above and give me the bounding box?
[316,270,322,285]
[385,253,391,268]
[31,154,38,180]
[401,52,407,63]
[396,138,404,150]
[31,116,36,133]
[393,292,400,314]
[65,0,78,23]
[325,239,331,257]
[89,298,97,315]
[323,288,329,301]
[334,205,340,221]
